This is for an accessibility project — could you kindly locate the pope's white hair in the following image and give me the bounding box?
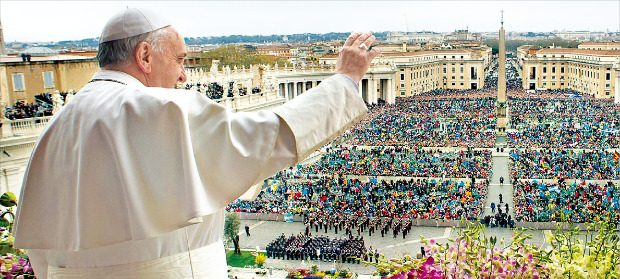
[96,26,176,68]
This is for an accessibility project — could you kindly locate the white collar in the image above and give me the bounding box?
[90,70,146,87]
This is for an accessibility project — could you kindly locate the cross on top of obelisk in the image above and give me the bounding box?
[501,9,504,26]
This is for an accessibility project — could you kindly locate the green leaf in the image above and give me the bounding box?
[0,217,8,228]
[0,193,17,207]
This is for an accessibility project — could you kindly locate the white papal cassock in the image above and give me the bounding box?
[13,70,367,278]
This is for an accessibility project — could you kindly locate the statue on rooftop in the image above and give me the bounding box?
[0,100,7,120]
[52,91,64,115]
[65,89,75,104]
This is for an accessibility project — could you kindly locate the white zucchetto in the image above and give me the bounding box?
[99,8,171,43]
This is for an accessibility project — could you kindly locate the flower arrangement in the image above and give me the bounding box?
[1,253,35,279]
[0,192,36,279]
[286,267,353,279]
[364,222,549,278]
[365,219,620,279]
[540,220,620,278]
[255,253,267,267]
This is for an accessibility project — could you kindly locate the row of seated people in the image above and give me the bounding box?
[343,97,497,147]
[227,177,488,221]
[298,146,492,178]
[510,149,620,180]
[507,97,620,148]
[512,179,620,223]
[265,233,366,263]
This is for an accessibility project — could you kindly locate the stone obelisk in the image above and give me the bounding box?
[0,19,7,56]
[497,10,507,131]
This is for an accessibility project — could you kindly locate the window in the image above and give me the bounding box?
[400,73,405,80]
[401,92,405,96]
[452,76,456,80]
[43,72,54,88]
[460,67,464,73]
[606,84,611,88]
[543,76,547,80]
[400,83,405,88]
[451,83,455,86]
[543,67,547,73]
[443,68,447,73]
[606,73,611,80]
[552,67,556,73]
[12,73,25,91]
[460,82,464,86]
[460,76,463,80]
[561,67,565,74]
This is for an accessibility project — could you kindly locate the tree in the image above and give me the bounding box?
[197,45,291,71]
[224,212,240,252]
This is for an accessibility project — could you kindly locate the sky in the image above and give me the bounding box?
[1,0,619,43]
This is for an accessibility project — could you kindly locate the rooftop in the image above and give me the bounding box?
[537,48,620,56]
[0,55,95,63]
[578,42,620,46]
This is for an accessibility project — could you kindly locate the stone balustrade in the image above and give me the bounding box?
[1,116,52,138]
[1,90,283,139]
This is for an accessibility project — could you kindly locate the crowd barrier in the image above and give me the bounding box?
[233,212,618,231]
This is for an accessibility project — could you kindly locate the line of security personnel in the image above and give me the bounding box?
[265,233,367,263]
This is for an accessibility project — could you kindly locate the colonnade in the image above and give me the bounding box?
[278,76,396,105]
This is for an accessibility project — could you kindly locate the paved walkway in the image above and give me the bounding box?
[483,136,514,218]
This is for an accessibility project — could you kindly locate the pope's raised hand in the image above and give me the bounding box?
[335,32,382,83]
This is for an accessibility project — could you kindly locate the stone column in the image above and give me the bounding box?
[387,78,394,104]
[614,60,620,104]
[367,78,374,104]
[358,80,363,98]
[283,83,289,101]
[615,71,620,104]
[292,82,298,98]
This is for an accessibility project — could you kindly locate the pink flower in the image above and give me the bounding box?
[10,264,20,273]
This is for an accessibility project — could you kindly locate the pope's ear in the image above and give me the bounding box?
[135,42,152,73]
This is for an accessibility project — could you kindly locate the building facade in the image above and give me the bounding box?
[0,55,99,104]
[578,42,620,51]
[520,48,620,98]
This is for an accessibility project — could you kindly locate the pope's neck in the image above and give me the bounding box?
[102,64,148,87]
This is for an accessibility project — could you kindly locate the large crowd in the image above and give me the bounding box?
[510,149,620,180]
[507,98,620,148]
[227,177,488,221]
[344,97,497,148]
[227,55,620,252]
[298,146,492,178]
[513,180,620,223]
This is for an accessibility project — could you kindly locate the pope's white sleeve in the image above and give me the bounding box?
[273,74,367,163]
[186,74,366,209]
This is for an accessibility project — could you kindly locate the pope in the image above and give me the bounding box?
[13,7,381,279]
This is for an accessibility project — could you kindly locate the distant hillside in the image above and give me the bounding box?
[185,32,390,45]
[17,32,390,49]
